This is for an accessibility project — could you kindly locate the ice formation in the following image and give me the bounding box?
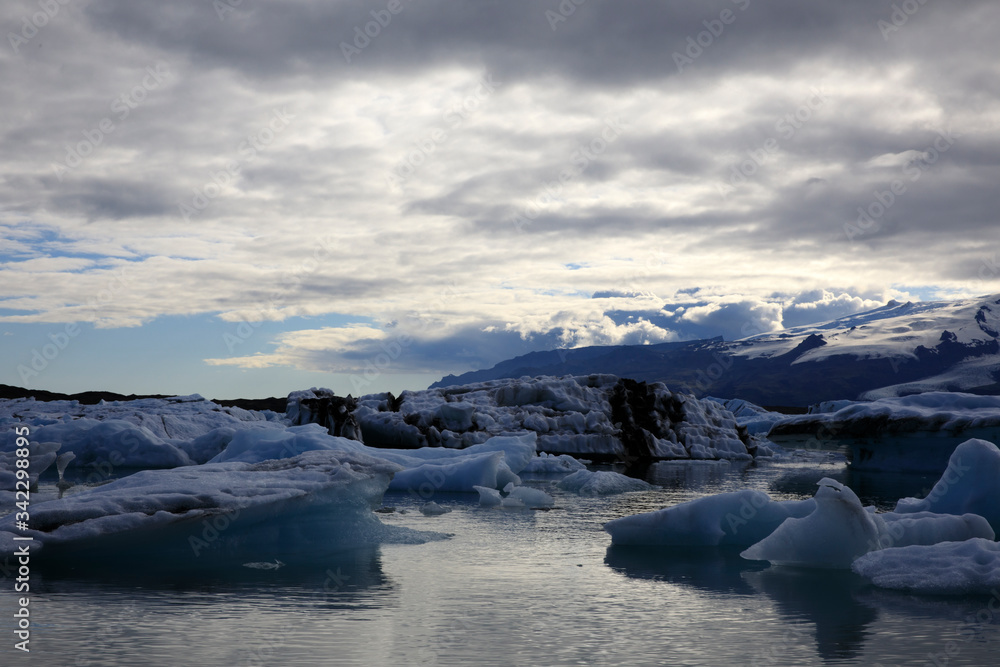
[519,452,588,474]
[705,398,786,436]
[0,394,281,470]
[740,479,883,568]
[473,485,502,507]
[344,375,765,461]
[893,438,1000,533]
[604,490,816,547]
[0,449,441,566]
[557,469,652,496]
[767,393,1000,473]
[502,485,555,508]
[852,538,1000,595]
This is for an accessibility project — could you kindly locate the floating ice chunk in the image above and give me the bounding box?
[27,419,192,469]
[558,470,652,496]
[852,538,1000,595]
[872,511,995,549]
[388,451,519,494]
[893,439,1000,533]
[56,451,76,489]
[741,478,880,569]
[605,490,815,547]
[0,450,428,569]
[504,485,555,508]
[520,452,588,474]
[243,559,285,570]
[436,402,476,432]
[473,485,502,507]
[420,502,451,516]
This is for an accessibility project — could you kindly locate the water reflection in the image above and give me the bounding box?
[743,567,878,662]
[646,460,751,490]
[33,544,395,600]
[604,544,768,596]
[768,467,941,510]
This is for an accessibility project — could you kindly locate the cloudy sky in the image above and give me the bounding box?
[1,0,998,399]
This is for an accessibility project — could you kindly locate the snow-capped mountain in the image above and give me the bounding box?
[432,295,1000,407]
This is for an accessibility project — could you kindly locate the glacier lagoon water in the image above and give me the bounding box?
[4,456,1000,666]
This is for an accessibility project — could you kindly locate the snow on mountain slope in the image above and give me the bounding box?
[433,294,1000,406]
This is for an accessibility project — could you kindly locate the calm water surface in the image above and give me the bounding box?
[3,456,998,666]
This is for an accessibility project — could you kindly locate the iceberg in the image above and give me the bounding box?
[519,452,588,474]
[349,375,762,461]
[0,449,440,570]
[767,393,1000,473]
[741,478,880,569]
[558,470,652,496]
[852,539,1000,595]
[893,438,1000,533]
[604,490,815,547]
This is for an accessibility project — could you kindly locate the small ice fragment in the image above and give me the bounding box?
[243,559,285,570]
[420,502,452,516]
[473,485,502,507]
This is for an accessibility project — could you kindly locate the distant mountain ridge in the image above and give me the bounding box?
[431,295,1000,407]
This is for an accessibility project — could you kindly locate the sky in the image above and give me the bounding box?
[1,0,999,399]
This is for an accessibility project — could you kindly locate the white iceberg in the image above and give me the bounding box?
[852,538,1000,595]
[558,470,652,496]
[0,449,440,568]
[604,489,815,547]
[767,393,1000,473]
[473,485,502,507]
[893,438,1000,533]
[519,452,588,474]
[502,485,555,508]
[352,375,762,461]
[741,478,880,569]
